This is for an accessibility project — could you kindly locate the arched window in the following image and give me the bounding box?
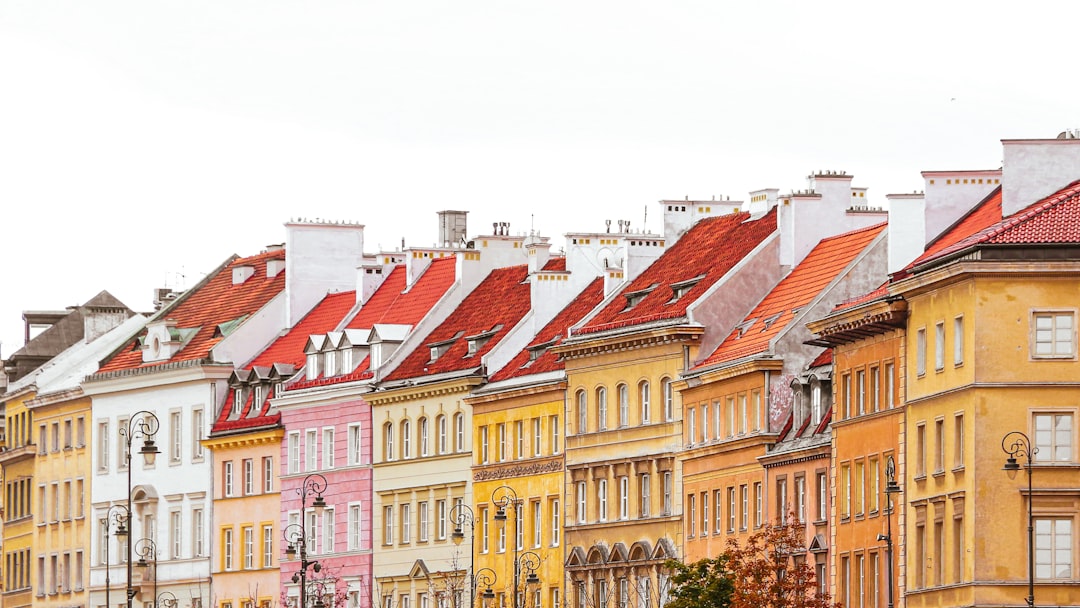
[811,379,824,426]
[576,390,587,435]
[639,381,651,425]
[596,387,608,431]
[437,415,448,454]
[419,417,429,457]
[454,413,465,452]
[792,380,805,429]
[401,419,412,458]
[384,422,395,461]
[662,378,674,421]
[617,384,629,427]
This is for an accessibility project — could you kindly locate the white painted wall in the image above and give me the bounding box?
[886,193,925,273]
[1001,138,1080,217]
[921,169,1001,243]
[285,220,366,327]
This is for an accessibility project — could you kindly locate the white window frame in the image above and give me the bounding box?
[1032,311,1076,359]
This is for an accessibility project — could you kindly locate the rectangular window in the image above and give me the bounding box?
[954,413,965,469]
[916,328,927,376]
[515,420,524,459]
[224,528,234,571]
[740,484,749,530]
[323,507,335,554]
[1033,311,1075,358]
[533,418,542,457]
[348,423,363,465]
[306,429,318,471]
[727,397,736,437]
[480,507,489,553]
[753,390,762,431]
[288,432,301,474]
[384,505,394,545]
[700,403,709,442]
[817,471,827,521]
[98,421,110,472]
[934,321,945,371]
[869,458,880,513]
[224,461,234,497]
[870,367,880,413]
[916,423,927,477]
[598,478,608,522]
[687,494,696,536]
[577,481,587,523]
[401,504,411,543]
[619,384,629,427]
[727,487,736,532]
[419,501,429,542]
[323,428,335,469]
[934,419,945,474]
[497,423,507,462]
[754,482,763,528]
[795,476,806,523]
[776,477,788,524]
[263,457,274,493]
[192,409,205,460]
[701,491,709,535]
[243,459,254,495]
[170,411,182,463]
[854,462,864,516]
[687,407,696,444]
[856,370,866,415]
[193,508,205,556]
[171,510,183,558]
[739,395,748,434]
[532,501,542,548]
[515,505,524,550]
[953,316,964,365]
[437,499,447,540]
[551,499,560,546]
[1034,413,1074,462]
[885,363,895,408]
[639,474,650,518]
[550,415,560,454]
[840,464,851,518]
[263,524,274,567]
[348,504,363,551]
[663,472,672,516]
[243,526,254,569]
[480,427,489,464]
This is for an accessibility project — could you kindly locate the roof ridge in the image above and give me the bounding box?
[988,179,1080,240]
[818,220,889,243]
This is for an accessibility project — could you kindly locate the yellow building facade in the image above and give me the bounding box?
[467,381,565,608]
[0,390,39,608]
[556,328,700,608]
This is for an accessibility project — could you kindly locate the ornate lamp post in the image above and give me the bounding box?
[475,568,498,608]
[1002,431,1037,608]
[283,473,329,608]
[105,504,131,608]
[135,537,159,608]
[119,411,160,608]
[491,486,542,608]
[451,503,476,608]
[877,455,901,608]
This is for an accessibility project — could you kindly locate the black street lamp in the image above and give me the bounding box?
[105,504,131,608]
[877,455,901,608]
[451,503,476,608]
[475,568,498,608]
[283,473,329,608]
[1002,431,1037,608]
[491,486,542,608]
[119,411,161,608]
[135,537,159,608]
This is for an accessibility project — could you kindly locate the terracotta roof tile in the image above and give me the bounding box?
[808,349,833,368]
[490,278,605,382]
[541,257,567,272]
[99,250,287,372]
[249,291,357,369]
[832,283,889,312]
[386,265,531,381]
[578,209,777,335]
[904,187,1003,272]
[347,257,456,329]
[696,222,886,368]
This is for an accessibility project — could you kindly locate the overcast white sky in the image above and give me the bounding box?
[2,1,1078,355]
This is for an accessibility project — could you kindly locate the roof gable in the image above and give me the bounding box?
[99,250,287,372]
[386,265,531,381]
[489,278,605,382]
[348,257,456,330]
[903,187,1003,272]
[578,209,776,335]
[698,222,886,368]
[250,290,357,369]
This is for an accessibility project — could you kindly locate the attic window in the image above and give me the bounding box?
[761,313,783,331]
[527,337,560,362]
[232,388,244,416]
[306,353,320,381]
[668,275,706,303]
[252,385,263,412]
[623,284,659,311]
[428,334,461,362]
[465,326,503,357]
[274,382,284,398]
[736,319,757,338]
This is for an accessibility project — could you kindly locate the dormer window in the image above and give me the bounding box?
[324,350,337,378]
[622,284,658,312]
[274,382,284,398]
[427,333,462,362]
[761,313,783,331]
[668,275,705,303]
[465,326,502,358]
[526,337,560,363]
[735,320,757,338]
[253,385,263,412]
[306,353,320,380]
[341,348,353,374]
[232,388,244,416]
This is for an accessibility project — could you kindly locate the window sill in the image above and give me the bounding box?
[913,474,927,482]
[932,470,946,479]
[951,466,965,473]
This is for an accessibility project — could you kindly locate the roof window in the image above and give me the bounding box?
[622,283,659,311]
[667,275,706,304]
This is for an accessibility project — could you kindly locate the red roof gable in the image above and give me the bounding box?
[832,283,889,312]
[99,250,287,372]
[904,187,1003,272]
[249,291,357,369]
[386,265,531,381]
[490,278,605,383]
[911,181,1080,270]
[697,222,886,368]
[348,257,456,329]
[542,257,567,272]
[809,349,833,368]
[577,209,777,335]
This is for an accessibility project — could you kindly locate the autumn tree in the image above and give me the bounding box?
[724,518,838,608]
[663,555,734,608]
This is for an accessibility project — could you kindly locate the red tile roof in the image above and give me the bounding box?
[99,250,287,372]
[832,283,889,312]
[542,257,567,272]
[347,257,456,329]
[489,278,605,383]
[577,209,777,335]
[696,222,886,368]
[808,349,832,368]
[911,181,1080,270]
[903,187,1003,272]
[249,291,357,369]
[386,265,532,381]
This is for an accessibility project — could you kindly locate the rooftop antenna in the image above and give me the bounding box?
[530,213,534,233]
[643,205,648,234]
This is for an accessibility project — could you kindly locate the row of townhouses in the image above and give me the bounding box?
[2,135,1079,608]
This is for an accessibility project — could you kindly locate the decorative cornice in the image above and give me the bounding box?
[805,298,908,347]
[465,379,566,406]
[203,427,284,448]
[473,456,563,481]
[554,325,703,360]
[367,376,483,405]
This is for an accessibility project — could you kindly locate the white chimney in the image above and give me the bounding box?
[885,192,926,273]
[232,265,255,285]
[285,219,365,327]
[437,210,469,247]
[921,170,1001,243]
[659,198,741,243]
[1002,137,1080,217]
[779,171,884,268]
[357,264,390,305]
[747,188,778,215]
[526,237,552,274]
